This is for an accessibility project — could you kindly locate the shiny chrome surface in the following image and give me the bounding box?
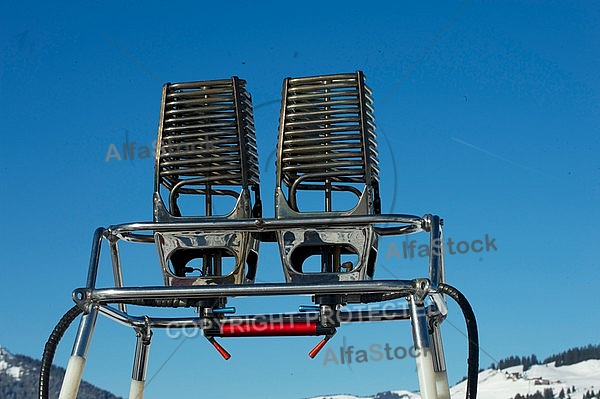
[131,320,152,382]
[409,295,431,351]
[409,294,438,399]
[152,77,261,287]
[108,238,126,313]
[58,73,462,399]
[154,77,259,221]
[276,72,378,213]
[275,72,381,283]
[71,305,99,358]
[107,213,424,241]
[424,214,445,289]
[430,319,447,373]
[95,303,443,330]
[77,280,417,303]
[85,228,105,289]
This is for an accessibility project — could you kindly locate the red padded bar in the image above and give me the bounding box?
[219,321,318,337]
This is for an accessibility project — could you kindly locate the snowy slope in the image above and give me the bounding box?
[0,345,24,381]
[0,344,122,399]
[451,360,600,399]
[310,360,600,399]
[308,391,419,399]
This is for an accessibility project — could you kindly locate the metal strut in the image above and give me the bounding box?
[58,305,99,399]
[129,316,152,399]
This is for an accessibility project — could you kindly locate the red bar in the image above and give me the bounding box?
[308,338,329,358]
[207,337,231,360]
[219,321,318,337]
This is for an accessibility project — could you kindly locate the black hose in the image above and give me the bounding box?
[438,283,479,399]
[39,305,83,399]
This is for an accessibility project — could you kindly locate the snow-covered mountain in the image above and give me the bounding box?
[0,345,122,399]
[3,342,599,399]
[452,360,600,399]
[0,346,25,381]
[310,360,600,399]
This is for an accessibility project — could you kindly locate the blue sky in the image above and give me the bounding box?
[1,1,598,398]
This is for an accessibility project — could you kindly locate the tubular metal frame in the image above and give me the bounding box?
[56,73,458,399]
[61,213,450,399]
[153,77,261,288]
[275,72,381,283]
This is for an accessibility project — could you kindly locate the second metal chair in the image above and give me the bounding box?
[275,71,381,284]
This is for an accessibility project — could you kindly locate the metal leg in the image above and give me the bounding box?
[430,319,451,399]
[129,319,152,399]
[59,306,99,399]
[109,239,127,313]
[409,295,438,399]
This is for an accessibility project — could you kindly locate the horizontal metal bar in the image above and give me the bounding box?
[374,224,423,236]
[212,309,418,325]
[96,304,433,332]
[97,305,208,329]
[78,280,417,304]
[106,213,424,241]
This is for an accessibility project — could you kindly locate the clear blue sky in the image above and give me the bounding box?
[1,1,598,398]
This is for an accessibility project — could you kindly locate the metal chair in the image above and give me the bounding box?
[45,73,478,399]
[153,77,261,289]
[275,71,381,283]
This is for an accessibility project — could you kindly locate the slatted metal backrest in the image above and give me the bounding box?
[154,77,260,221]
[276,71,380,214]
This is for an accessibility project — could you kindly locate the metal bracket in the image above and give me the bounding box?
[412,278,430,303]
[72,289,93,314]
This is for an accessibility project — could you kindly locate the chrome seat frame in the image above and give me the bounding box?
[53,72,473,399]
[275,72,380,284]
[153,77,261,289]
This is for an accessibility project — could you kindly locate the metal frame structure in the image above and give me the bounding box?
[275,72,380,284]
[153,77,261,290]
[61,215,450,399]
[51,73,475,399]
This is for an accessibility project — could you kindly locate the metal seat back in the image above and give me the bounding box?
[153,77,260,287]
[275,71,380,283]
